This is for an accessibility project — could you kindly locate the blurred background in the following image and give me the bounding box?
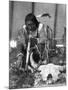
[9,1,66,44]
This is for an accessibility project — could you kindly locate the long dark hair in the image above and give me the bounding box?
[25,13,39,28]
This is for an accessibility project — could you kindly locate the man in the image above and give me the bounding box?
[16,13,47,70]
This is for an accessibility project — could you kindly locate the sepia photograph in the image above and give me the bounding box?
[9,0,66,89]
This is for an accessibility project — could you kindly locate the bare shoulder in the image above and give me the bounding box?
[38,23,44,32]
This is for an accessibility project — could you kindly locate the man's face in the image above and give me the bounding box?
[26,21,37,34]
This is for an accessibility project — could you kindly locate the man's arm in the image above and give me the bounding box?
[16,28,26,57]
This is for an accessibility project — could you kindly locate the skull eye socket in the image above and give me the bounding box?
[47,74,52,80]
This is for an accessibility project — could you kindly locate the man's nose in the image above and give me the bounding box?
[29,26,32,30]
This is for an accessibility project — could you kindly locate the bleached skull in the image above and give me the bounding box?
[38,63,65,82]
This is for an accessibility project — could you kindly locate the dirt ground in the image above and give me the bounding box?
[9,48,66,89]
